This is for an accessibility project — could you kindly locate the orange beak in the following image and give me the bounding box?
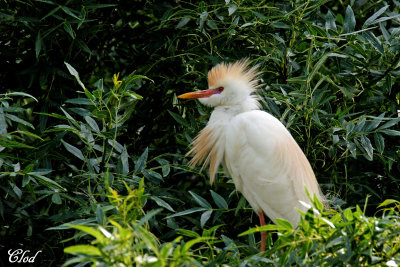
[178,88,223,99]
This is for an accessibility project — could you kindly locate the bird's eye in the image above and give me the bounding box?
[215,87,224,94]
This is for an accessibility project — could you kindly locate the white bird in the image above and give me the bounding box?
[178,59,324,252]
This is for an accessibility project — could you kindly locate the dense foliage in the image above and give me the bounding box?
[1,0,399,265]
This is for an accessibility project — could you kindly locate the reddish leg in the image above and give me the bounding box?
[258,211,267,252]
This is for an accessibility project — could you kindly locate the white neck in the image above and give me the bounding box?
[209,96,260,123]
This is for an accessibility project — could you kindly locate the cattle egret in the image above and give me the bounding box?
[178,59,324,252]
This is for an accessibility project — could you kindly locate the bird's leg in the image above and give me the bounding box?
[258,211,267,252]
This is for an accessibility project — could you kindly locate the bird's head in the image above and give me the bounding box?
[178,59,261,107]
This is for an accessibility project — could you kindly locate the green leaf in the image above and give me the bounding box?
[363,31,384,54]
[344,5,356,33]
[150,196,175,212]
[134,147,148,173]
[380,23,391,42]
[343,208,354,221]
[307,52,331,84]
[168,110,188,127]
[176,17,190,28]
[96,205,104,225]
[13,130,44,141]
[165,207,207,219]
[67,224,105,240]
[374,133,384,153]
[84,88,95,102]
[61,139,85,161]
[360,135,373,160]
[189,191,212,209]
[35,31,42,59]
[64,245,101,256]
[228,4,238,16]
[63,22,75,39]
[41,6,61,20]
[332,135,339,144]
[84,116,100,133]
[210,190,228,209]
[65,62,79,77]
[60,6,80,20]
[2,92,38,102]
[275,218,293,229]
[325,10,337,31]
[200,210,213,228]
[381,129,400,136]
[136,209,162,228]
[177,229,200,238]
[378,117,400,130]
[365,113,385,131]
[143,169,163,181]
[28,172,66,191]
[156,158,170,177]
[377,199,399,208]
[0,107,7,135]
[85,4,117,8]
[52,193,62,205]
[363,6,389,27]
[5,114,35,129]
[347,141,356,158]
[239,224,286,236]
[64,62,86,90]
[120,145,129,175]
[10,182,22,199]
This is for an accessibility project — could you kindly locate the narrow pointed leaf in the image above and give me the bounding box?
[344,6,356,33]
[189,191,212,209]
[200,210,213,228]
[165,207,207,219]
[210,190,228,209]
[61,139,85,161]
[363,6,389,27]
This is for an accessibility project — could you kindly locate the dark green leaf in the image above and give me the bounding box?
[5,114,35,129]
[378,117,400,130]
[61,139,85,161]
[134,148,148,173]
[60,6,80,20]
[52,193,62,205]
[360,135,373,160]
[35,31,42,59]
[65,98,93,105]
[136,209,162,228]
[210,190,228,209]
[84,116,100,133]
[228,4,238,16]
[374,133,384,153]
[63,22,75,39]
[0,107,7,135]
[344,6,356,33]
[381,129,400,136]
[96,205,104,225]
[176,17,190,28]
[150,196,175,212]
[28,173,66,191]
[10,182,22,199]
[165,207,207,219]
[168,110,189,127]
[325,10,337,31]
[189,191,212,209]
[363,6,389,27]
[200,210,213,228]
[121,145,129,175]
